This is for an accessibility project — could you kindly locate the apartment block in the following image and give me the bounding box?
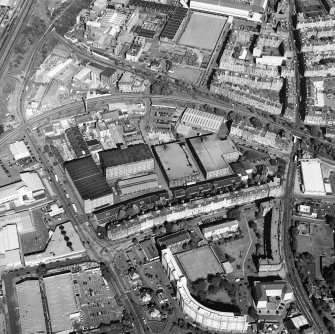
[214,70,283,91]
[230,122,290,151]
[210,83,282,115]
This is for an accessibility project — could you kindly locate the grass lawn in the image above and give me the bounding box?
[206,289,231,304]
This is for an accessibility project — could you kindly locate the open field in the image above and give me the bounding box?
[177,246,223,281]
[169,65,203,84]
[179,12,226,50]
[212,214,256,277]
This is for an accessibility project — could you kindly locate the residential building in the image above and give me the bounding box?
[162,248,248,332]
[210,82,282,115]
[230,122,290,151]
[100,68,118,86]
[125,43,144,62]
[253,280,293,310]
[102,178,283,239]
[157,230,190,250]
[201,219,239,240]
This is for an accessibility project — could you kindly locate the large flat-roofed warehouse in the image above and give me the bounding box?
[16,279,47,334]
[189,0,267,22]
[187,134,240,179]
[9,141,30,161]
[180,108,225,133]
[99,144,154,180]
[299,159,326,196]
[64,156,113,213]
[178,12,227,50]
[154,141,201,188]
[44,273,79,333]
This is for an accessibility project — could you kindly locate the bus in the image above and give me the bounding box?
[72,203,78,213]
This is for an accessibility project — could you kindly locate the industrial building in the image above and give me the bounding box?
[154,141,201,188]
[65,126,90,159]
[162,248,248,332]
[187,135,239,179]
[24,221,85,266]
[9,141,30,161]
[157,230,190,250]
[189,0,267,22]
[64,156,113,213]
[44,273,79,333]
[0,172,45,207]
[118,173,159,196]
[253,281,293,311]
[299,159,327,196]
[16,279,47,334]
[0,223,21,268]
[201,219,239,240]
[180,108,225,133]
[99,144,154,180]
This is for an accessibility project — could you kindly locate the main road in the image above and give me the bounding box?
[24,125,147,334]
[281,140,327,334]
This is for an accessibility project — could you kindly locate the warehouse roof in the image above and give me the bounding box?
[44,273,78,333]
[99,144,153,168]
[64,156,112,200]
[187,135,232,172]
[181,108,224,132]
[16,279,47,334]
[9,141,30,160]
[154,142,200,181]
[300,159,326,195]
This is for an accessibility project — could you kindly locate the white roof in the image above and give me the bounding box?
[300,159,326,195]
[0,224,19,252]
[181,108,224,132]
[73,67,91,81]
[290,315,309,329]
[9,141,30,160]
[20,172,45,192]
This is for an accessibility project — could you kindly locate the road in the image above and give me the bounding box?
[281,140,327,334]
[287,0,301,124]
[0,0,36,81]
[24,126,147,334]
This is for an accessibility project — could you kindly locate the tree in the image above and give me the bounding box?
[248,306,259,321]
[248,220,257,231]
[310,125,320,137]
[227,207,241,220]
[132,237,138,244]
[250,117,262,129]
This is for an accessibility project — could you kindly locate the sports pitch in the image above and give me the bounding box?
[179,12,227,50]
[177,245,224,281]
